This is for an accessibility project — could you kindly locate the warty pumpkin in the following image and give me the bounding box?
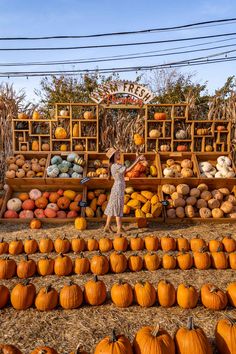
[35,285,58,311]
[54,253,73,276]
[175,317,212,354]
[111,281,133,308]
[157,280,176,307]
[74,253,90,274]
[177,284,199,309]
[84,275,106,306]
[201,283,227,310]
[11,280,36,310]
[94,330,133,354]
[133,324,175,354]
[59,281,83,309]
[215,317,236,354]
[37,255,54,276]
[134,281,156,307]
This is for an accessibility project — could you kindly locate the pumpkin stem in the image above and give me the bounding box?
[23,279,30,286]
[45,284,52,293]
[152,324,160,337]
[27,235,32,240]
[0,237,3,242]
[187,317,194,330]
[94,275,98,282]
[24,254,29,261]
[80,252,84,258]
[199,246,208,253]
[210,286,218,293]
[111,329,117,342]
[69,280,74,286]
[217,246,222,252]
[74,344,83,354]
[43,255,49,260]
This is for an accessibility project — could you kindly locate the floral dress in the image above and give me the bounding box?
[104,163,126,217]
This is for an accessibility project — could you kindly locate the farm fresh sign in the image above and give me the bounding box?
[90,81,154,105]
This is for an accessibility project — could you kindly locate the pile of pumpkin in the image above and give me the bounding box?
[162,183,236,219]
[1,234,235,255]
[85,188,162,218]
[5,155,47,179]
[162,158,195,178]
[4,189,83,219]
[124,158,158,178]
[46,154,85,178]
[1,315,236,354]
[87,159,109,178]
[199,155,235,178]
[0,277,236,313]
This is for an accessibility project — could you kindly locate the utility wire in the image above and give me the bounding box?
[1,31,236,51]
[0,18,235,40]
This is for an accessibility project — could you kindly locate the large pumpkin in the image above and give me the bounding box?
[55,127,67,139]
[215,317,236,354]
[133,324,175,354]
[84,275,106,306]
[90,253,109,275]
[134,281,156,307]
[59,281,83,309]
[35,285,58,311]
[54,253,73,276]
[109,252,127,273]
[175,317,212,354]
[201,283,227,310]
[94,330,133,354]
[111,281,133,308]
[11,281,36,310]
[157,280,176,307]
[177,284,199,309]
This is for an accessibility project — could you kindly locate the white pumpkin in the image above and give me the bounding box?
[175,130,187,139]
[205,172,214,178]
[149,129,161,138]
[217,156,231,167]
[7,198,22,212]
[199,162,212,173]
[163,167,174,177]
[226,171,235,178]
[215,172,224,178]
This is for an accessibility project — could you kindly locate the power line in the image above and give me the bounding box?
[0,18,235,41]
[1,31,236,51]
[0,42,235,67]
[1,51,235,77]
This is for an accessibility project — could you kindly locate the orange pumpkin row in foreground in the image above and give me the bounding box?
[1,234,235,255]
[0,279,236,311]
[0,316,235,354]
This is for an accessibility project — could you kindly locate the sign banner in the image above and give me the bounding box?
[90,81,154,105]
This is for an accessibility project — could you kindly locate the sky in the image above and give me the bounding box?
[0,0,235,102]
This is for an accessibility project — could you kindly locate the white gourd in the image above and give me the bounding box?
[163,167,174,177]
[175,129,187,139]
[199,162,212,173]
[215,171,223,178]
[217,156,231,167]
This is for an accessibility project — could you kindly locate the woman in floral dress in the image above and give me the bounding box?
[104,148,143,235]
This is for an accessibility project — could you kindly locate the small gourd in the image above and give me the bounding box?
[47,165,60,178]
[55,126,67,139]
[51,155,62,165]
[73,124,80,137]
[32,140,39,151]
[175,130,187,139]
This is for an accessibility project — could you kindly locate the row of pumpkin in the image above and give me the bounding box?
[0,278,236,311]
[1,234,235,255]
[1,249,236,280]
[1,315,236,354]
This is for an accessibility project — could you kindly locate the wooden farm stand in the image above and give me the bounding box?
[1,98,236,224]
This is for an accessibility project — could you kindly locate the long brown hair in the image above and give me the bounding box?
[108,153,115,179]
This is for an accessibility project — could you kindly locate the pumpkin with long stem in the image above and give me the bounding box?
[157,280,176,307]
[215,316,236,354]
[17,255,37,279]
[0,285,10,309]
[177,284,199,309]
[74,253,90,274]
[201,283,227,310]
[133,324,175,354]
[0,256,16,279]
[11,280,36,310]
[109,251,127,273]
[54,235,71,254]
[111,280,133,308]
[0,345,22,354]
[134,281,156,307]
[94,329,133,354]
[175,317,212,354]
[59,281,83,309]
[54,253,73,276]
[84,275,106,306]
[35,284,58,311]
[37,256,55,276]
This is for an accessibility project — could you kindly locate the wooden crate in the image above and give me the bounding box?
[5,153,50,187]
[122,153,161,182]
[196,152,236,189]
[0,184,85,224]
[159,152,200,186]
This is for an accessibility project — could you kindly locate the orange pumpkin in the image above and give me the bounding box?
[154,112,167,120]
[18,193,29,202]
[35,197,48,209]
[30,219,42,229]
[57,196,70,210]
[55,127,67,139]
[177,145,188,152]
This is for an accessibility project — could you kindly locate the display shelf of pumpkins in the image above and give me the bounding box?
[86,154,109,179]
[5,154,48,184]
[162,183,236,221]
[196,154,236,184]
[160,154,199,184]
[124,154,160,180]
[46,153,86,184]
[85,187,163,220]
[2,188,83,221]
